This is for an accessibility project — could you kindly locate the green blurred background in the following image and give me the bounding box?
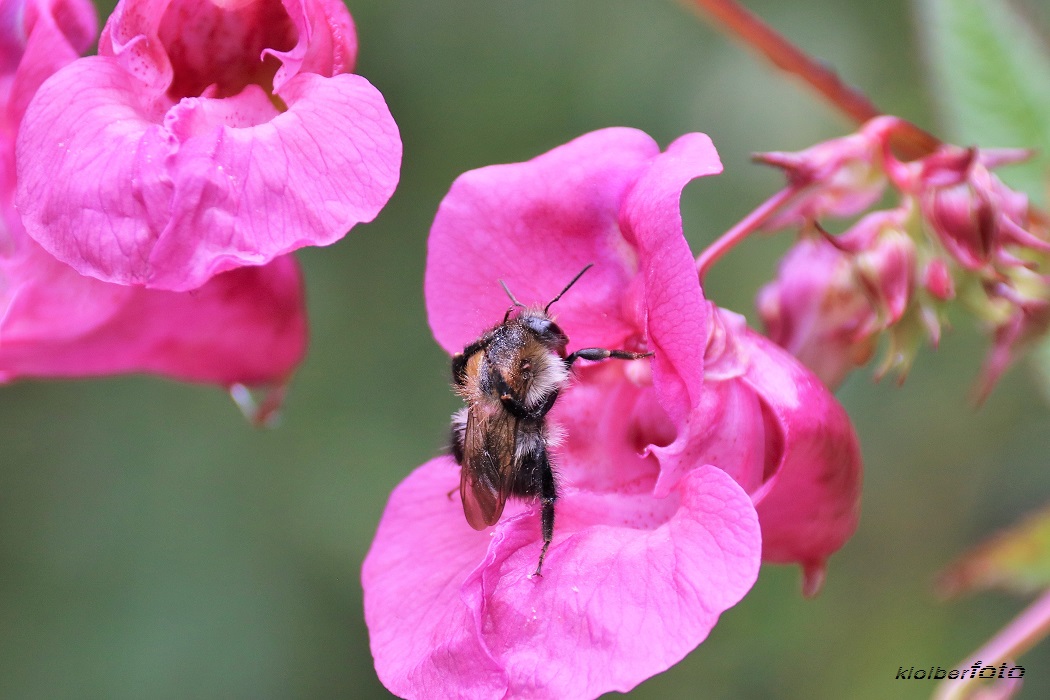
[2,0,1048,697]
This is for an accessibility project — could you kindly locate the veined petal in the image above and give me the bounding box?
[425,127,662,355]
[362,458,510,699]
[621,132,721,423]
[16,56,183,285]
[363,459,760,699]
[1,0,305,385]
[3,0,97,125]
[16,60,401,290]
[475,466,759,698]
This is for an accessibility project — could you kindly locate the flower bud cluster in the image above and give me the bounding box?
[756,116,1050,393]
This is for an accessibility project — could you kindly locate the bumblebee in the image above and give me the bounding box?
[450,265,651,576]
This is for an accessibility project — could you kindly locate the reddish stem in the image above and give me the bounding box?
[696,185,798,280]
[685,0,940,159]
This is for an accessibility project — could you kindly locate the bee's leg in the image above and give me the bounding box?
[533,444,557,578]
[452,334,495,386]
[498,388,560,421]
[494,372,560,420]
[565,347,653,367]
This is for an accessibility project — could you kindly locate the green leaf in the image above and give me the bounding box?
[916,0,1050,206]
[938,504,1050,598]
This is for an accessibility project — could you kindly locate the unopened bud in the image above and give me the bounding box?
[922,258,955,301]
[758,211,916,387]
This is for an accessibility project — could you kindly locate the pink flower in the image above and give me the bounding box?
[363,128,862,697]
[15,0,401,291]
[754,116,896,228]
[757,210,916,388]
[922,258,954,301]
[0,0,306,387]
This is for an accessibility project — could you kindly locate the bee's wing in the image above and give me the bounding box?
[459,403,515,530]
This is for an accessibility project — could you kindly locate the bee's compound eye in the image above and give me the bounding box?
[523,313,568,348]
[524,316,552,336]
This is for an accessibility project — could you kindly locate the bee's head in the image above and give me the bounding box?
[497,264,592,350]
[520,310,569,350]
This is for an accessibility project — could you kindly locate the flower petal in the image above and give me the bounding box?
[621,132,721,423]
[363,459,760,699]
[0,243,307,385]
[3,0,98,125]
[472,465,759,698]
[425,127,663,355]
[362,458,508,699]
[268,0,358,87]
[741,329,862,579]
[651,377,767,499]
[552,361,668,494]
[16,58,401,290]
[98,0,345,97]
[425,127,723,391]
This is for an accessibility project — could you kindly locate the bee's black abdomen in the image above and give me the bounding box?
[507,428,548,497]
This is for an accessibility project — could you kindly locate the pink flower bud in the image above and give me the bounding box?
[891,145,1045,272]
[755,116,904,227]
[924,176,998,269]
[758,210,915,387]
[975,278,1050,401]
[923,258,955,301]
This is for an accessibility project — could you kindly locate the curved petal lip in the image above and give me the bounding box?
[363,459,761,699]
[425,127,666,355]
[621,132,722,423]
[16,57,401,291]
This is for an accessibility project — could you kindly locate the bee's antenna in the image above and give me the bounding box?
[499,279,526,321]
[544,263,594,313]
